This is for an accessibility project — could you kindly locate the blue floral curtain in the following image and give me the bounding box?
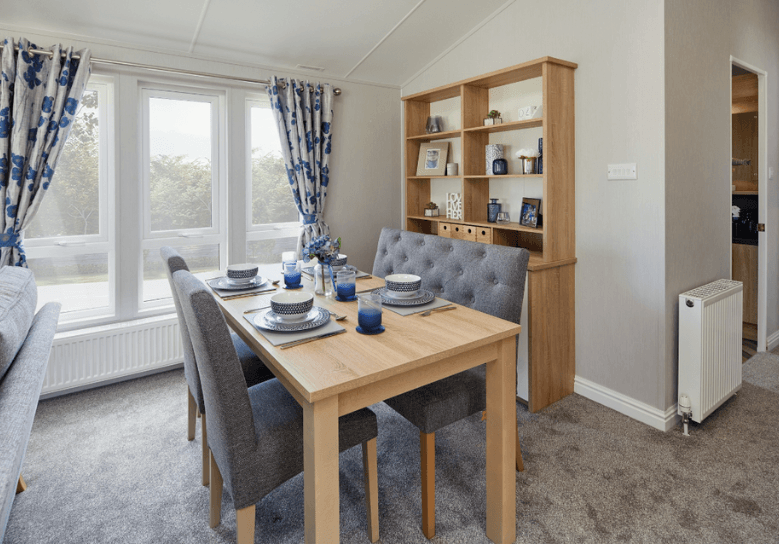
[0,37,92,267]
[266,77,333,255]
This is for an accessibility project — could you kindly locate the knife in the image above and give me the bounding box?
[278,329,347,349]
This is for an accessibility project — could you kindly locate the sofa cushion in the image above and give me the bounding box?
[0,267,37,382]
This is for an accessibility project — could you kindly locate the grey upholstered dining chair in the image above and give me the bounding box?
[372,227,529,539]
[172,269,380,543]
[160,247,275,487]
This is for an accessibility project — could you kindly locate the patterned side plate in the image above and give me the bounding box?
[373,288,435,306]
[210,276,267,291]
[253,307,331,332]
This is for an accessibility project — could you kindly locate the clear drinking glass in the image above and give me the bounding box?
[283,261,301,288]
[336,269,356,299]
[357,294,383,332]
[281,251,297,271]
[496,212,510,224]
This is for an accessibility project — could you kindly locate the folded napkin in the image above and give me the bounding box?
[207,277,277,299]
[382,296,454,316]
[302,265,371,279]
[244,314,345,346]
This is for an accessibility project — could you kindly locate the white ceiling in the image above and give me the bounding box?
[1,0,512,87]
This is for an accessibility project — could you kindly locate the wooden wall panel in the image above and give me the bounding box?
[732,243,757,324]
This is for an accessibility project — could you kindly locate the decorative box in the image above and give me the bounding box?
[424,208,440,217]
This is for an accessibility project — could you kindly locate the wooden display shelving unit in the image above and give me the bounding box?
[402,56,577,412]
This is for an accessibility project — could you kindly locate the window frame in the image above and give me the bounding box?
[138,83,228,311]
[24,75,117,323]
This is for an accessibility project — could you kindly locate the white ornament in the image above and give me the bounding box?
[446,192,462,220]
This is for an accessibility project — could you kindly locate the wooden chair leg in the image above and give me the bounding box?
[420,431,435,539]
[516,424,524,472]
[202,413,210,487]
[209,450,223,528]
[16,475,27,494]
[188,388,197,441]
[236,505,255,544]
[362,438,380,543]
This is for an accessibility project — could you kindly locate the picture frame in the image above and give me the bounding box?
[519,197,541,228]
[416,142,449,176]
[517,105,543,121]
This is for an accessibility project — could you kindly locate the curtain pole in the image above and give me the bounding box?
[0,43,342,95]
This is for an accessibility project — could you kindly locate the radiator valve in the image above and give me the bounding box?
[679,394,692,436]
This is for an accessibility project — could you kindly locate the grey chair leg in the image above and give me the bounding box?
[202,412,210,487]
[362,438,380,542]
[420,431,435,539]
[209,450,223,528]
[188,388,196,441]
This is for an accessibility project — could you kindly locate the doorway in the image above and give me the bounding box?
[730,57,767,359]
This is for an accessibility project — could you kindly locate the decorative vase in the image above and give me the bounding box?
[314,264,335,297]
[538,137,543,174]
[487,198,501,223]
[492,158,508,175]
[485,144,503,175]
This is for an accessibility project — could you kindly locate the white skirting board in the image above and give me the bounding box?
[574,376,681,432]
[42,314,184,398]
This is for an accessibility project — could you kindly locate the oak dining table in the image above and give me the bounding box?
[212,263,520,543]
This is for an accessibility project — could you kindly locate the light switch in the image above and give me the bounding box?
[608,163,637,180]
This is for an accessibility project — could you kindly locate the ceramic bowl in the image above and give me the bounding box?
[226,263,258,282]
[329,254,348,269]
[270,291,314,321]
[385,274,422,298]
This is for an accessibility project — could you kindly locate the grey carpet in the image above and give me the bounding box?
[5,353,779,543]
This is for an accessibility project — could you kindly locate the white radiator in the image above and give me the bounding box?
[678,279,743,423]
[42,315,183,397]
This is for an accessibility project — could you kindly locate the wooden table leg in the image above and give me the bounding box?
[303,395,340,543]
[485,336,517,544]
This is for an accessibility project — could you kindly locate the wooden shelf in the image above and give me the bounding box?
[464,118,543,133]
[406,215,543,234]
[406,129,462,141]
[733,191,758,195]
[407,175,462,180]
[465,174,542,179]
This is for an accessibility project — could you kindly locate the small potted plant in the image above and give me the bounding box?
[484,109,502,126]
[424,201,440,217]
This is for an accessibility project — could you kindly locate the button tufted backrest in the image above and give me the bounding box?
[371,228,529,324]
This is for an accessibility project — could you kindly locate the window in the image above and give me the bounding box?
[25,77,115,321]
[140,87,226,307]
[246,96,300,263]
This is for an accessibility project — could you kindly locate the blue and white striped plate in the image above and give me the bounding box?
[253,307,330,332]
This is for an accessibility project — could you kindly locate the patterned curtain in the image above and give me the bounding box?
[266,77,334,255]
[0,37,92,267]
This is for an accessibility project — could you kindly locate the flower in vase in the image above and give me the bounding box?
[302,235,341,265]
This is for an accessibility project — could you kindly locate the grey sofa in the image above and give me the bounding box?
[0,267,60,543]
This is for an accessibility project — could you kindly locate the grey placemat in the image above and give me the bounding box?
[243,313,345,346]
[382,296,454,316]
[302,265,371,279]
[207,277,277,299]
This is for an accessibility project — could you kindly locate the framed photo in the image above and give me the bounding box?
[519,198,541,228]
[416,142,449,176]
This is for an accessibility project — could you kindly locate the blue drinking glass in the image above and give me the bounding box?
[336,269,356,299]
[283,261,301,288]
[358,294,383,332]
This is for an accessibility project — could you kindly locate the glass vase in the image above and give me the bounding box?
[314,264,335,297]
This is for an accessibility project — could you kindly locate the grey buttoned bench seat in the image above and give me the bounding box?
[371,227,529,539]
[0,266,60,544]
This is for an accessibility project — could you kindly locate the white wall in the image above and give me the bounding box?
[0,25,402,274]
[664,0,779,407]
[403,1,668,414]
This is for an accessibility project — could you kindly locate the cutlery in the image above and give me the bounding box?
[278,329,346,349]
[271,279,281,285]
[221,288,277,300]
[355,288,377,294]
[330,312,347,321]
[420,305,456,317]
[243,305,271,314]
